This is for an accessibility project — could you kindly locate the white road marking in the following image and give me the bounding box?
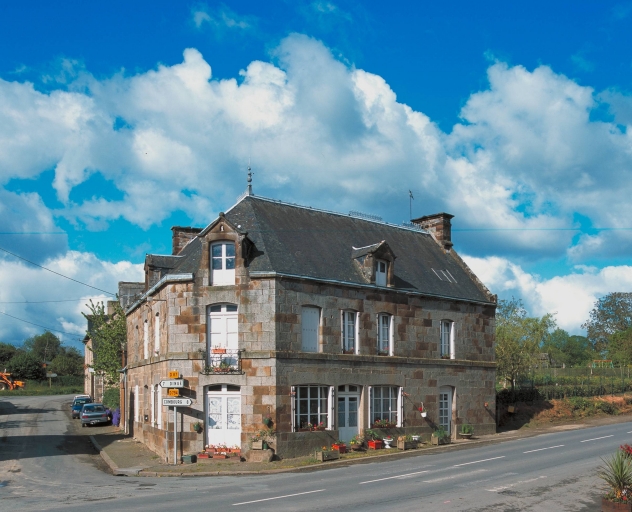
[422,469,487,483]
[580,435,613,443]
[453,456,505,467]
[233,489,325,506]
[360,470,430,484]
[523,444,564,454]
[486,475,547,492]
[627,431,632,434]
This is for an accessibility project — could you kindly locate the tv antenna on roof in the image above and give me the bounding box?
[247,159,254,196]
[409,190,414,220]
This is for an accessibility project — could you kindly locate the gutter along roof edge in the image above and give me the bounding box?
[248,271,497,307]
[125,273,194,315]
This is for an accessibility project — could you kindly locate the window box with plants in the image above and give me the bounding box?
[250,428,275,450]
[431,427,451,445]
[459,423,474,439]
[211,347,227,354]
[372,419,396,429]
[397,435,417,450]
[331,441,347,454]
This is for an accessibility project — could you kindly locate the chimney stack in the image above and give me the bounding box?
[411,213,454,251]
[171,226,202,255]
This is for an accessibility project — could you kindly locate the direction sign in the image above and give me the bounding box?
[160,379,184,388]
[162,398,192,407]
[46,373,57,378]
[167,388,180,397]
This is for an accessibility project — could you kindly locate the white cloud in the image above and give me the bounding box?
[1,34,632,261]
[192,4,253,32]
[463,254,632,334]
[0,251,142,348]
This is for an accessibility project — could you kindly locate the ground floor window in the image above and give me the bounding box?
[369,386,399,426]
[294,385,330,430]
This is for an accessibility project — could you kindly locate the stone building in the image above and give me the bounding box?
[122,193,497,460]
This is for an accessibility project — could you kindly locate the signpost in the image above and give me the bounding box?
[46,372,57,388]
[162,371,189,465]
[162,398,192,406]
[159,379,184,388]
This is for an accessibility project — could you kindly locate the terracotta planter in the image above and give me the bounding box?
[197,452,210,459]
[332,443,347,454]
[368,440,383,450]
[211,348,227,354]
[601,497,632,511]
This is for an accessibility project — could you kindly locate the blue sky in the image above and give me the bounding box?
[1,1,632,348]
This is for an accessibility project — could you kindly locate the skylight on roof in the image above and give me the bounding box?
[432,268,457,284]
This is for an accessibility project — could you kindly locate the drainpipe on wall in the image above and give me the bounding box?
[119,366,128,435]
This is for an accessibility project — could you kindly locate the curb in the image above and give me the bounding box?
[89,435,132,476]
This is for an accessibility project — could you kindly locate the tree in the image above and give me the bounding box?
[607,327,632,367]
[6,352,45,380]
[50,347,84,376]
[542,329,594,367]
[0,342,19,367]
[582,292,632,353]
[84,299,127,385]
[495,298,556,390]
[22,331,62,363]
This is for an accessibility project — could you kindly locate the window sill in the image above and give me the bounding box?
[341,350,356,355]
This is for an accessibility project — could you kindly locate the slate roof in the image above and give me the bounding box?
[146,195,494,305]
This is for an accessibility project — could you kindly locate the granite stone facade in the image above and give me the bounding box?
[123,195,497,461]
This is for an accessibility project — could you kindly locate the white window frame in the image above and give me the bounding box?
[342,311,358,354]
[440,320,455,359]
[210,241,236,286]
[208,303,238,362]
[377,313,393,356]
[294,385,330,431]
[369,386,399,426]
[376,259,388,287]
[151,384,155,426]
[301,306,320,353]
[134,384,139,423]
[143,320,149,360]
[157,385,162,428]
[154,312,160,354]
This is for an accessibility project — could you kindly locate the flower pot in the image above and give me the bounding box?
[601,497,632,511]
[397,440,416,450]
[211,348,227,354]
[349,443,362,451]
[368,440,383,450]
[251,440,263,450]
[332,443,347,454]
[421,412,427,418]
[316,450,340,462]
[431,436,450,446]
[460,433,473,439]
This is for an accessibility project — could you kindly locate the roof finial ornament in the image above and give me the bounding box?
[247,159,254,196]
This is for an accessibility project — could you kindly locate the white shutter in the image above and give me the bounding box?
[301,307,319,352]
[151,385,155,426]
[143,321,149,359]
[450,321,456,360]
[157,385,162,428]
[154,313,160,353]
[134,384,139,422]
[290,386,296,432]
[367,386,372,427]
[328,386,335,430]
[397,387,403,427]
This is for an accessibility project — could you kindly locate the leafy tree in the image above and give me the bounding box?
[607,327,632,367]
[495,298,556,390]
[84,299,126,385]
[0,342,19,366]
[50,347,84,376]
[582,292,632,353]
[542,329,594,367]
[22,331,62,363]
[6,352,45,380]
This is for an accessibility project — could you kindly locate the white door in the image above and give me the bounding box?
[209,305,238,367]
[207,385,241,447]
[338,385,360,443]
[439,386,452,436]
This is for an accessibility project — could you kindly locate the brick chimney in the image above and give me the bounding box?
[411,213,454,251]
[171,226,202,255]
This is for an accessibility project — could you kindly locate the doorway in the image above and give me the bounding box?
[206,384,241,447]
[337,385,360,443]
[439,386,453,436]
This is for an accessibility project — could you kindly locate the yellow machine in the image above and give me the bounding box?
[0,372,25,390]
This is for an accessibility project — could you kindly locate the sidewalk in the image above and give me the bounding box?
[90,413,632,478]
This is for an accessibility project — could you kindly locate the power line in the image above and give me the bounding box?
[0,245,116,296]
[0,310,85,340]
[0,299,95,304]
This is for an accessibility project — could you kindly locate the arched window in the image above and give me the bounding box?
[210,241,235,285]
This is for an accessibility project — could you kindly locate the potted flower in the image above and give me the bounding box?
[315,421,326,431]
[331,440,347,454]
[365,429,383,450]
[431,426,450,445]
[349,435,364,451]
[211,345,227,354]
[373,418,396,428]
[460,423,474,439]
[316,445,340,462]
[397,434,416,450]
[598,449,632,510]
[263,415,273,428]
[192,421,204,434]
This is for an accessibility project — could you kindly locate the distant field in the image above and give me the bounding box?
[0,379,84,397]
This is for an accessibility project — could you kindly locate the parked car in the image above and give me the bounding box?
[80,403,109,427]
[71,397,93,419]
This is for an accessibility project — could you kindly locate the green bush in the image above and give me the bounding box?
[102,387,120,409]
[6,353,45,380]
[568,397,593,411]
[596,401,618,415]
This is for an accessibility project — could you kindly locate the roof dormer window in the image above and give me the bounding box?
[211,242,235,286]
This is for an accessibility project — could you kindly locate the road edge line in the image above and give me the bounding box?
[89,435,125,476]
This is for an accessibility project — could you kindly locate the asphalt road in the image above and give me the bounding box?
[1,394,626,511]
